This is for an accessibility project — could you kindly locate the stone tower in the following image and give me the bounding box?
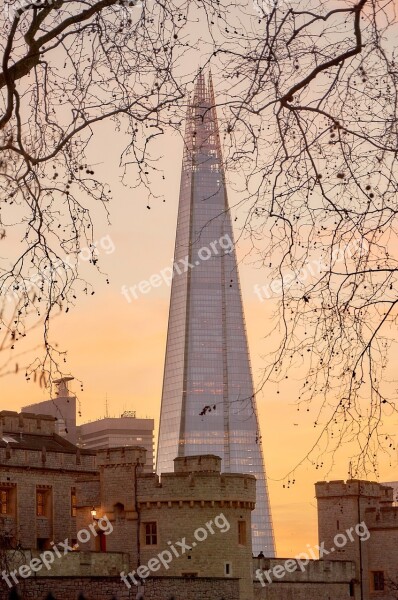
[316,479,395,600]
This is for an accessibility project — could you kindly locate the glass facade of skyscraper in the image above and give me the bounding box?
[156,73,275,556]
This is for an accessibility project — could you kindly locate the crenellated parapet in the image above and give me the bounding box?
[174,455,222,473]
[316,479,394,503]
[365,505,398,528]
[96,446,146,468]
[0,410,56,436]
[137,468,256,509]
[0,411,96,472]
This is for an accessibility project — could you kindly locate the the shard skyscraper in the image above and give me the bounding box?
[156,73,275,556]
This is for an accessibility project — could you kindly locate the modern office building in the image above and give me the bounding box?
[156,73,275,555]
[23,379,155,473]
[77,412,155,473]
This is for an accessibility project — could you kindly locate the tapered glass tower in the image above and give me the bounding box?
[156,73,275,555]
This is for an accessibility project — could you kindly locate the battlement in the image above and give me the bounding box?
[174,454,222,473]
[95,446,147,467]
[0,445,96,471]
[253,558,356,584]
[365,505,398,528]
[316,479,393,502]
[138,469,256,507]
[0,411,56,436]
[0,410,96,472]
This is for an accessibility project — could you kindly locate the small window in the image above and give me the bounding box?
[337,519,340,530]
[114,502,126,520]
[37,491,45,516]
[36,488,51,517]
[373,571,385,591]
[349,580,355,596]
[238,520,247,546]
[144,522,157,546]
[37,538,51,551]
[71,488,77,517]
[0,490,8,515]
[224,562,232,576]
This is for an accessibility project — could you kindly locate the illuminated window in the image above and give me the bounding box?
[238,520,247,546]
[144,522,157,546]
[36,488,51,517]
[71,488,77,517]
[37,492,45,516]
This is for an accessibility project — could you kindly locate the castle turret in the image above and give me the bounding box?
[316,479,395,600]
[137,454,256,600]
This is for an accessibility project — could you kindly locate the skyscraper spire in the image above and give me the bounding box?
[156,73,275,555]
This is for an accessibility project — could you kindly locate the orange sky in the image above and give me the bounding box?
[2,88,398,558]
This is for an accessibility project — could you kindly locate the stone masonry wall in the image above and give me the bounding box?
[365,507,398,600]
[253,558,356,600]
[253,581,354,600]
[13,575,239,600]
[315,479,396,600]
[0,467,96,549]
[76,448,146,563]
[137,464,256,600]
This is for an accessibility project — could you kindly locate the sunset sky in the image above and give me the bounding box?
[2,41,398,558]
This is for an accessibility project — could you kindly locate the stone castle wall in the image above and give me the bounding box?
[14,575,239,600]
[135,456,255,600]
[0,468,96,549]
[253,557,356,600]
[315,479,398,600]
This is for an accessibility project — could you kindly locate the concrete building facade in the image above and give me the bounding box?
[22,377,78,445]
[77,413,154,473]
[22,377,155,473]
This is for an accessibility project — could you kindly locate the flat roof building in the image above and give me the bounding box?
[23,378,155,473]
[77,412,154,473]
